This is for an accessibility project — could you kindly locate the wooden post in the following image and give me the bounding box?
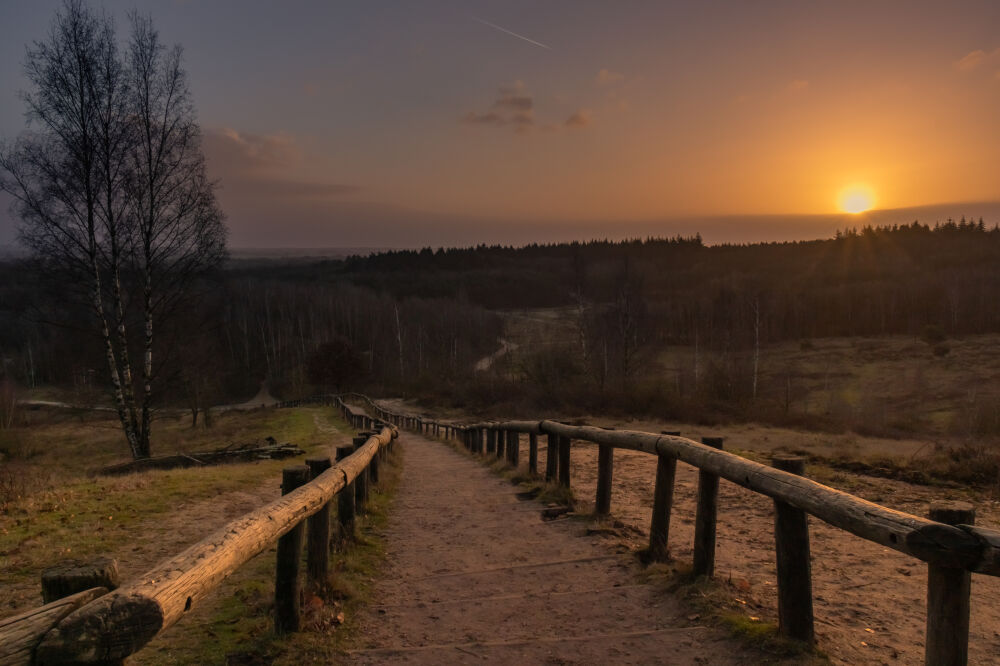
[369,438,380,485]
[925,502,975,666]
[305,457,332,589]
[771,455,814,645]
[508,431,519,467]
[496,428,506,460]
[595,444,613,516]
[545,433,558,481]
[558,435,571,488]
[648,453,677,561]
[693,437,723,577]
[353,435,369,513]
[41,557,119,604]
[528,433,538,476]
[275,466,309,634]
[486,428,497,455]
[335,446,356,544]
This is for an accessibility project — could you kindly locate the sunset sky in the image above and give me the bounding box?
[2,0,999,247]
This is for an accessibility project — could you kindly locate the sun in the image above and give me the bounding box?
[837,185,875,214]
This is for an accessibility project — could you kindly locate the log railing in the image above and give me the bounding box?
[360,395,999,666]
[1,396,396,665]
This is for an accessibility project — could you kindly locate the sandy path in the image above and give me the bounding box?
[534,442,1000,666]
[347,431,761,664]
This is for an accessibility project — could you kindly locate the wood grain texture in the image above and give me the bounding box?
[0,588,107,666]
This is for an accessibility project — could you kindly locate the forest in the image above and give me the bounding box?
[2,218,999,433]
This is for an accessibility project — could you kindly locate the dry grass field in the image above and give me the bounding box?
[0,405,397,664]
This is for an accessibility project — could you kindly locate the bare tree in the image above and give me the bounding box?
[0,1,225,458]
[125,12,226,452]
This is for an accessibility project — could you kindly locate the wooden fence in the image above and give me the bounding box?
[0,397,395,665]
[357,395,1000,666]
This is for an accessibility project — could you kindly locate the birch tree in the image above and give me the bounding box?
[0,1,225,458]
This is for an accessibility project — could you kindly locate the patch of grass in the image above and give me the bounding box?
[0,406,349,614]
[638,563,827,664]
[140,446,403,665]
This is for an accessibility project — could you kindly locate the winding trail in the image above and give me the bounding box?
[348,430,758,664]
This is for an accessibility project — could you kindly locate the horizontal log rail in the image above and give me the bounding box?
[354,394,999,665]
[4,396,396,665]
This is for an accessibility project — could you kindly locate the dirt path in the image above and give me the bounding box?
[539,442,1000,665]
[347,431,759,664]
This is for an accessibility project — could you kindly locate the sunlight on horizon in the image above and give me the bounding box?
[838,185,876,214]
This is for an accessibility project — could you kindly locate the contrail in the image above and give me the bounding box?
[472,16,552,50]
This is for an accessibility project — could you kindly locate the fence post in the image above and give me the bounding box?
[275,466,309,634]
[595,444,614,516]
[486,428,496,455]
[40,557,119,604]
[368,436,380,485]
[528,433,538,476]
[336,446,356,545]
[508,431,520,467]
[925,502,974,666]
[558,435,571,488]
[771,455,814,645]
[353,436,369,513]
[305,457,332,589]
[693,437,723,577]
[648,449,677,561]
[545,433,558,481]
[496,428,506,460]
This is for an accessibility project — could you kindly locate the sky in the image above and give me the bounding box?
[1,0,999,248]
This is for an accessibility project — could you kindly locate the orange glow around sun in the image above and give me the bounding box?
[837,185,876,214]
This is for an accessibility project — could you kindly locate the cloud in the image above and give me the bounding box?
[494,94,533,111]
[462,82,594,134]
[202,127,359,206]
[463,111,507,126]
[234,179,360,199]
[463,82,537,133]
[787,79,809,92]
[955,48,1000,71]
[956,49,988,70]
[565,110,592,128]
[596,68,624,85]
[203,128,302,170]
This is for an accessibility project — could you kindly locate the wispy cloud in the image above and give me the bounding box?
[462,82,596,134]
[203,127,359,201]
[565,110,592,128]
[463,82,537,133]
[596,68,624,85]
[955,48,1000,71]
[787,79,809,92]
[463,111,507,126]
[472,16,552,50]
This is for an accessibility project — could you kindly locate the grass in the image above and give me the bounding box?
[638,562,828,664]
[138,446,403,665]
[0,404,353,620]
